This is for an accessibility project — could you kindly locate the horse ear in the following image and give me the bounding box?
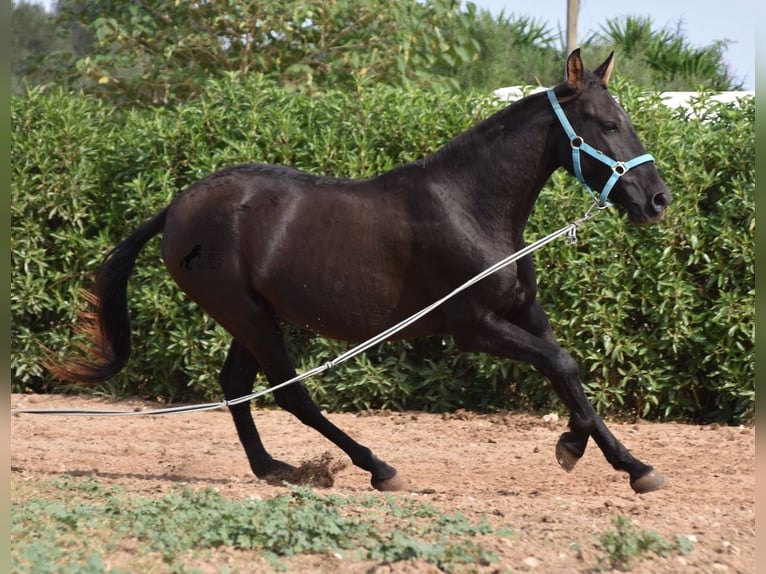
[594,51,615,85]
[566,48,584,90]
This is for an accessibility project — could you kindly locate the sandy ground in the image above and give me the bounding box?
[11,393,755,573]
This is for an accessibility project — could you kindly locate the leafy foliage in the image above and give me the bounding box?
[12,476,506,572]
[11,77,753,424]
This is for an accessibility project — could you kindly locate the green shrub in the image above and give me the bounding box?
[11,77,754,424]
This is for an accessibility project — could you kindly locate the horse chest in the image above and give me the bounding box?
[467,259,535,316]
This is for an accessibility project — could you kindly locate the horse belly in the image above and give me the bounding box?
[252,247,419,342]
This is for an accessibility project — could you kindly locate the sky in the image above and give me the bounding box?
[471,0,755,89]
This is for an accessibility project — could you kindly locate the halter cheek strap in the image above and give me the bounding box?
[546,88,655,207]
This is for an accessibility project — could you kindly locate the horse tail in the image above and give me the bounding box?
[44,207,169,383]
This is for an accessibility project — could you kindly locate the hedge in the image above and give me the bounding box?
[11,75,754,424]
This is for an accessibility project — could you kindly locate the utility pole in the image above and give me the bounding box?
[566,0,580,57]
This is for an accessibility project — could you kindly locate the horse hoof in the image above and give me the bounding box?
[267,459,297,475]
[555,440,581,472]
[259,459,297,485]
[372,472,410,492]
[630,469,668,494]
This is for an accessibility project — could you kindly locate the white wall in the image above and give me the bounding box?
[493,86,755,110]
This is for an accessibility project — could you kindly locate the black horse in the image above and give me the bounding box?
[48,50,671,493]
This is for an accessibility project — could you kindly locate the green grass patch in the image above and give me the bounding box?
[12,475,513,573]
[593,514,694,571]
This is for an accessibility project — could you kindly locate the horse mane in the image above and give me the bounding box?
[408,85,562,174]
[416,73,616,175]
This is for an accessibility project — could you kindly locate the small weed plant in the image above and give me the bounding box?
[594,514,694,571]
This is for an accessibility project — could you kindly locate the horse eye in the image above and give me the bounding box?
[603,122,618,134]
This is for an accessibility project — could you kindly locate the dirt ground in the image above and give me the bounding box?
[11,393,755,573]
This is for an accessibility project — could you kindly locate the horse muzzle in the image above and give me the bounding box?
[627,188,672,225]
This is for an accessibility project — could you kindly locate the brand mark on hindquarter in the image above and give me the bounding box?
[180,244,223,270]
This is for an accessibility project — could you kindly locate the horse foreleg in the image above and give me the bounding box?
[588,417,667,492]
[454,306,667,493]
[525,304,668,493]
[496,301,593,472]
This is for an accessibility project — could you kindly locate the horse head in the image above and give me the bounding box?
[550,49,671,224]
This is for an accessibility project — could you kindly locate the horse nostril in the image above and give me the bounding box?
[652,192,670,211]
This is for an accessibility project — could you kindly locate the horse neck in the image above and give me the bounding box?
[426,93,559,241]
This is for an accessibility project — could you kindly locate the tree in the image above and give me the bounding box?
[47,0,480,104]
[452,8,562,92]
[586,16,740,90]
[11,1,70,94]
[12,2,742,102]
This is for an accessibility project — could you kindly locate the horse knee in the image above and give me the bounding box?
[547,348,579,380]
[545,349,598,429]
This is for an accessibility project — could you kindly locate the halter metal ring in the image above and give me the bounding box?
[612,161,627,175]
[570,136,584,149]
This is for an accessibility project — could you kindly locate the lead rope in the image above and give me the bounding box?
[12,203,604,417]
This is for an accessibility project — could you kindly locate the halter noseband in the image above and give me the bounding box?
[546,88,655,207]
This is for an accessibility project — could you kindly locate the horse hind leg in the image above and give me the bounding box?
[218,340,296,480]
[214,298,408,491]
[271,380,409,491]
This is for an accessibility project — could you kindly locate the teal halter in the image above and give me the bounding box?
[546,88,655,207]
